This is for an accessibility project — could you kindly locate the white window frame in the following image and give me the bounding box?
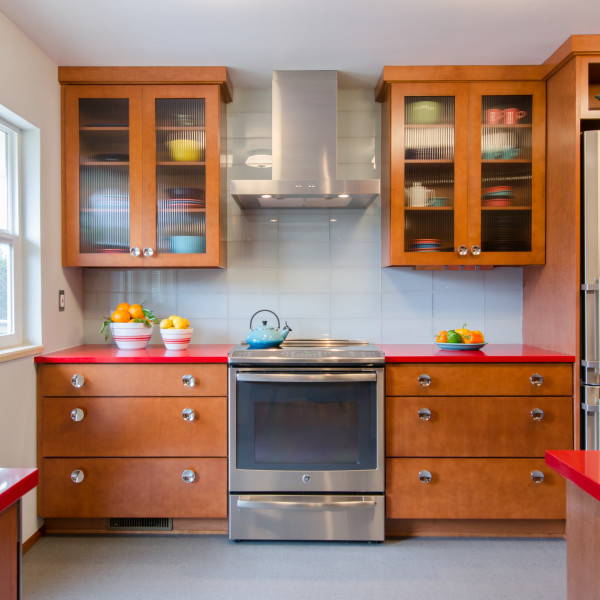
[0,118,22,349]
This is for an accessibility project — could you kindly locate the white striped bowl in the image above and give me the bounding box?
[110,322,153,350]
[160,328,193,350]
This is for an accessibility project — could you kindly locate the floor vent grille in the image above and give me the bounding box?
[107,518,173,531]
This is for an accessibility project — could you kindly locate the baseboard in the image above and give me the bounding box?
[23,524,45,553]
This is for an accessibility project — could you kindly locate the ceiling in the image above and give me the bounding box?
[1,0,599,89]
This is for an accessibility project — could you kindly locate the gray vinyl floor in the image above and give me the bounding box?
[23,534,566,600]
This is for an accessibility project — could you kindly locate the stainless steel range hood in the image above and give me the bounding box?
[230,70,380,209]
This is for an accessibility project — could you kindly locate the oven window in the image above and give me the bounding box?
[235,378,377,470]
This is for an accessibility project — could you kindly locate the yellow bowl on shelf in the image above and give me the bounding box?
[167,139,200,162]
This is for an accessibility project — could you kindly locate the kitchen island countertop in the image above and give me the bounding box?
[0,468,38,514]
[545,450,600,502]
[34,343,575,364]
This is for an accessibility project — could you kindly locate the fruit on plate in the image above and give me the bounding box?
[99,302,158,340]
[160,315,190,329]
[436,324,485,344]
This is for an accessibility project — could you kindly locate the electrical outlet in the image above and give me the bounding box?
[58,290,65,312]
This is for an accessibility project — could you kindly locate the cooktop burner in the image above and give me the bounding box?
[228,339,384,366]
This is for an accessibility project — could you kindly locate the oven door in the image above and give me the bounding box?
[228,369,384,493]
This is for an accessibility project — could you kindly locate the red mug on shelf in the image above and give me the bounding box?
[484,108,503,125]
[503,108,527,125]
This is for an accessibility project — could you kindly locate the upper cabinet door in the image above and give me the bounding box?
[63,85,144,267]
[386,83,469,266]
[468,81,546,266]
[140,85,222,267]
[61,73,228,268]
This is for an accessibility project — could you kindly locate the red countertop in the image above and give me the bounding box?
[34,344,233,363]
[545,450,600,502]
[379,344,575,363]
[0,468,38,513]
[34,343,574,364]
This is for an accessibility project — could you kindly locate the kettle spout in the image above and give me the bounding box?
[281,322,292,340]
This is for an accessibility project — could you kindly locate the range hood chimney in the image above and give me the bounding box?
[230,70,380,209]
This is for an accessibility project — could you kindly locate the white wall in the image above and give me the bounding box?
[83,88,523,344]
[0,11,83,540]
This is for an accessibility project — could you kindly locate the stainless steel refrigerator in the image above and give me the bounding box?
[581,130,600,449]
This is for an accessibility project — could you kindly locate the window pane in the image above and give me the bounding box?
[0,129,7,231]
[0,242,12,336]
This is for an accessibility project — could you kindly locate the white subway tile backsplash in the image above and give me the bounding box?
[330,268,381,293]
[81,88,524,345]
[280,293,330,318]
[331,293,381,319]
[330,241,380,267]
[278,268,331,293]
[432,291,484,320]
[382,292,433,318]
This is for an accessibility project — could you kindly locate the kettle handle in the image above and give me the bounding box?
[249,309,280,330]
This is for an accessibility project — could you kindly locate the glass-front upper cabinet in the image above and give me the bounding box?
[378,71,545,267]
[61,69,230,267]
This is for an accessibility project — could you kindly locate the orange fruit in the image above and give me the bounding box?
[111,309,131,323]
[116,302,130,311]
[128,304,145,320]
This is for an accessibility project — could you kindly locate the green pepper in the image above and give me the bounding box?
[446,330,463,344]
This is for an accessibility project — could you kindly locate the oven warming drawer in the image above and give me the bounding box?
[229,494,385,542]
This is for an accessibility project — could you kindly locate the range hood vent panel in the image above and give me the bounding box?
[231,70,380,209]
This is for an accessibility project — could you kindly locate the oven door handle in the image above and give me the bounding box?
[236,496,378,511]
[235,372,378,383]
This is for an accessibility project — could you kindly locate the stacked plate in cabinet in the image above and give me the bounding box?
[482,185,513,207]
[410,238,441,252]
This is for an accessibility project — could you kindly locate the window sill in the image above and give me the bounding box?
[0,345,44,363]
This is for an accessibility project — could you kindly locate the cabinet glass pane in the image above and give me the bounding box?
[155,99,206,255]
[481,95,532,252]
[404,96,455,254]
[79,99,130,254]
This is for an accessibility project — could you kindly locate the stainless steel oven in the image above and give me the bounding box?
[228,340,385,542]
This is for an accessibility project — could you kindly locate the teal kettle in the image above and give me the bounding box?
[246,310,292,349]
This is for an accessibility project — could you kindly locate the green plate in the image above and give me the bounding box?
[435,342,486,351]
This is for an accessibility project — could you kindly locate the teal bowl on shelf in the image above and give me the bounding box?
[170,235,206,254]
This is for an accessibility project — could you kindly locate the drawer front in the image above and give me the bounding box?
[386,458,565,520]
[42,396,226,457]
[40,458,227,518]
[386,396,573,457]
[39,363,227,397]
[386,363,572,396]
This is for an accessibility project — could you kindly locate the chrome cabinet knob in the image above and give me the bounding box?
[130,246,141,257]
[70,408,85,422]
[71,374,85,388]
[182,469,196,483]
[457,245,468,256]
[471,245,481,256]
[143,247,154,257]
[182,408,196,422]
[70,469,85,484]
[418,374,432,387]
[530,373,544,387]
[530,408,545,422]
[418,408,432,421]
[418,470,432,483]
[182,374,196,388]
[530,470,545,484]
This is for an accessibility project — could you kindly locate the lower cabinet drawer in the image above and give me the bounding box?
[40,458,227,519]
[386,396,573,457]
[41,396,226,457]
[386,458,565,520]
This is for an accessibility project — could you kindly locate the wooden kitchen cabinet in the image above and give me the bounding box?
[385,362,573,536]
[377,67,546,267]
[37,362,228,533]
[60,67,231,268]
